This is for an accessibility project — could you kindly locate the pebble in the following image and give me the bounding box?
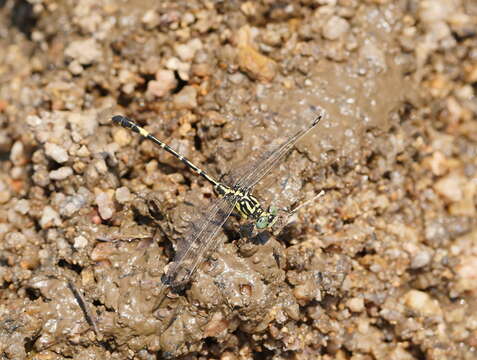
[142,9,160,29]
[68,112,98,138]
[96,191,114,220]
[322,16,350,40]
[40,206,62,229]
[173,85,198,110]
[113,128,131,146]
[6,230,27,247]
[174,38,203,61]
[14,199,30,214]
[64,38,102,65]
[77,145,90,157]
[10,141,25,166]
[433,172,464,202]
[45,143,69,163]
[146,69,177,98]
[49,166,73,181]
[403,289,442,317]
[418,0,453,23]
[165,57,191,80]
[68,60,83,75]
[410,250,432,269]
[115,186,132,203]
[73,235,88,250]
[237,43,277,82]
[61,189,89,217]
[346,297,365,312]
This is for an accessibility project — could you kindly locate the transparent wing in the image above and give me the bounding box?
[163,194,238,288]
[232,116,321,191]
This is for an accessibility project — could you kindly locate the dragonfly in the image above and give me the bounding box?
[112,113,322,296]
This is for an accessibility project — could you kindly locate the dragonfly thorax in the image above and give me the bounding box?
[215,184,277,229]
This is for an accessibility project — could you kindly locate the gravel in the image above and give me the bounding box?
[45,142,69,163]
[322,15,350,40]
[1,0,476,359]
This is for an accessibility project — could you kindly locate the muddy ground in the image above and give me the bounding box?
[1,0,477,359]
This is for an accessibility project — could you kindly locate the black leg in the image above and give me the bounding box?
[239,223,254,239]
[252,231,271,245]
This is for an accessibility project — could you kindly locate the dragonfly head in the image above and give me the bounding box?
[255,206,278,229]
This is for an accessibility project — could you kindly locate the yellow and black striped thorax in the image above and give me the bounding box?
[215,184,265,220]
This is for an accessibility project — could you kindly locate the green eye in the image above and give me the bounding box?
[256,217,269,229]
[269,206,278,216]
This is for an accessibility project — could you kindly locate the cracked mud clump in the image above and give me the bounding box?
[1,0,477,359]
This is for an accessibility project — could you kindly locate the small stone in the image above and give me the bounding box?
[229,73,245,84]
[40,206,62,229]
[403,290,442,316]
[10,141,25,166]
[45,143,69,163]
[61,189,89,217]
[434,173,464,202]
[142,9,160,28]
[174,38,203,61]
[347,297,365,312]
[115,187,131,203]
[77,145,90,157]
[146,69,177,98]
[203,312,228,338]
[14,199,30,214]
[449,181,476,216]
[96,191,114,220]
[49,166,73,180]
[424,151,448,176]
[68,60,83,75]
[410,250,431,269]
[237,43,277,82]
[65,38,102,65]
[73,235,88,250]
[165,57,191,80]
[182,12,195,26]
[113,128,131,146]
[418,0,453,23]
[322,16,350,40]
[172,86,197,110]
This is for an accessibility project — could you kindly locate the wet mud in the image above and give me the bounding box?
[1,0,477,359]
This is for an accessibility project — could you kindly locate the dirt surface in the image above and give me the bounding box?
[1,0,477,359]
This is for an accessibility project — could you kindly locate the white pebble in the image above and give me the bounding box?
[175,38,203,62]
[14,199,30,214]
[322,16,349,40]
[173,85,197,110]
[403,290,442,316]
[10,141,25,165]
[115,187,132,203]
[40,206,62,229]
[347,297,365,312]
[61,191,89,217]
[96,192,114,220]
[64,38,102,65]
[146,69,177,98]
[411,250,432,269]
[418,0,453,23]
[73,235,88,249]
[434,173,464,202]
[49,166,73,180]
[45,143,69,163]
[142,9,160,28]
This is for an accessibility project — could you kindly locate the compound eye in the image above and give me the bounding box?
[256,216,269,229]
